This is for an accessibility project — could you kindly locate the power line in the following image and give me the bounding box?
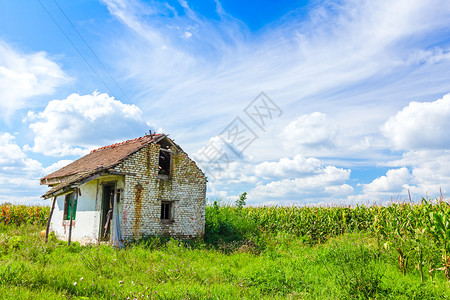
[37,0,131,103]
[51,0,132,103]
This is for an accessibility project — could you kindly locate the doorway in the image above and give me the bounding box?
[101,183,115,241]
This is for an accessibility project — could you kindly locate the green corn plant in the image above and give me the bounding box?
[393,227,414,276]
[424,199,450,281]
[371,209,384,258]
[412,228,427,283]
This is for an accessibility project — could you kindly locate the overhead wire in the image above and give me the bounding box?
[37,0,131,103]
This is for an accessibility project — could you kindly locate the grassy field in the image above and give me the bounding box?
[1,201,450,299]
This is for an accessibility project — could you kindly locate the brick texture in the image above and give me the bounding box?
[114,142,206,239]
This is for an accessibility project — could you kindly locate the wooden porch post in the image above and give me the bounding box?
[45,196,57,243]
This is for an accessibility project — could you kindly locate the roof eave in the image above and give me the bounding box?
[40,176,71,186]
[41,168,135,199]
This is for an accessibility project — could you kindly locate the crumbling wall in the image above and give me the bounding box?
[50,180,99,244]
[114,142,206,239]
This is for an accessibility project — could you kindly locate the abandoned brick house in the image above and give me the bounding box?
[40,133,207,245]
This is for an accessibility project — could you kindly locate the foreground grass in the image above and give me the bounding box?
[1,223,449,299]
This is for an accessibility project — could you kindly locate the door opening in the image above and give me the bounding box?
[101,183,115,241]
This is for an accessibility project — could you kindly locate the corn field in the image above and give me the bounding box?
[206,198,450,281]
[2,199,450,281]
[0,204,49,227]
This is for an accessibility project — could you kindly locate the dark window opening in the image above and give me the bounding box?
[158,150,171,176]
[63,192,77,220]
[160,201,173,221]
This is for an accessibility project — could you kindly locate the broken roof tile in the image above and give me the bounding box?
[41,133,164,182]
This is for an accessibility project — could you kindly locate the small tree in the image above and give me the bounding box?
[236,192,247,209]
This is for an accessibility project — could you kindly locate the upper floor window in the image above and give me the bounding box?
[158,149,171,177]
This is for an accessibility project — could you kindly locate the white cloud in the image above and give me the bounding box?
[382,150,450,197]
[206,181,229,201]
[196,143,354,205]
[382,93,450,150]
[25,92,152,156]
[362,167,412,194]
[0,132,26,163]
[0,133,42,173]
[192,135,257,181]
[254,154,322,178]
[0,41,69,119]
[249,163,352,201]
[325,184,354,195]
[0,132,85,204]
[349,150,450,203]
[97,0,450,168]
[353,95,450,202]
[2,1,450,206]
[281,113,337,151]
[42,160,73,176]
[346,166,419,205]
[406,48,450,65]
[0,132,46,204]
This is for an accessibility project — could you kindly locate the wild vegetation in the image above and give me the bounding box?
[1,198,450,299]
[0,204,49,227]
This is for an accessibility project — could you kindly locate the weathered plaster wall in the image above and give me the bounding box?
[50,180,99,244]
[114,142,206,239]
[50,175,124,244]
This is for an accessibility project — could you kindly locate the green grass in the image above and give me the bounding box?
[1,202,450,299]
[1,222,449,299]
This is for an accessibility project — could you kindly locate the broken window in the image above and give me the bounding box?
[160,201,173,221]
[158,149,171,176]
[63,192,77,220]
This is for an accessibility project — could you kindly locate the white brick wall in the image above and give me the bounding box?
[114,143,206,239]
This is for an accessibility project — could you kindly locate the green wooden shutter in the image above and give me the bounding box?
[66,193,77,220]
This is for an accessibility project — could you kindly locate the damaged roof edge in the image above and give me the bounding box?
[41,134,167,183]
[40,137,165,198]
[41,169,116,199]
[40,134,203,199]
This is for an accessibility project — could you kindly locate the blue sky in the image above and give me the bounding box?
[1,0,450,206]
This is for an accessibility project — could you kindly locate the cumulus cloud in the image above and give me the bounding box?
[0,133,42,174]
[194,142,354,204]
[0,41,68,119]
[382,94,450,150]
[281,112,337,150]
[254,154,322,178]
[345,167,415,205]
[382,150,450,197]
[351,94,450,202]
[249,157,352,202]
[0,132,46,204]
[325,184,354,195]
[362,167,412,194]
[0,133,26,164]
[192,135,257,181]
[24,92,153,156]
[0,132,85,204]
[206,181,229,201]
[346,146,450,204]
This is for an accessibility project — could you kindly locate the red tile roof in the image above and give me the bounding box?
[41,134,164,183]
